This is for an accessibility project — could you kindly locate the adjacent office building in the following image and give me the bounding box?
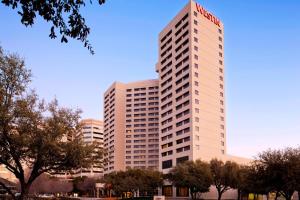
[103,80,159,174]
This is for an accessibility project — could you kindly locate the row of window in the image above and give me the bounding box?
[126,144,159,149]
[162,155,189,169]
[125,155,159,159]
[126,97,159,102]
[126,133,158,138]
[125,139,159,143]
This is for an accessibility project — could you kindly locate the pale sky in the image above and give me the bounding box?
[0,0,299,158]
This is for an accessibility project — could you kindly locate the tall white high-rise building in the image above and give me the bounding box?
[156,0,226,174]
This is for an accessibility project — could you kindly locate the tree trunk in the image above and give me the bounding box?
[217,189,222,200]
[237,189,241,200]
[190,191,196,200]
[275,191,279,200]
[218,192,222,200]
[18,183,31,200]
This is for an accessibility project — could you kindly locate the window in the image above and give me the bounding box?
[195,126,199,131]
[195,135,200,140]
[195,81,199,86]
[221,141,225,146]
[195,72,199,77]
[218,29,222,34]
[194,11,197,16]
[194,37,198,43]
[195,90,199,95]
[194,55,198,60]
[219,68,223,73]
[176,156,189,164]
[219,44,223,49]
[194,46,198,51]
[221,133,225,138]
[162,186,173,197]
[195,117,199,122]
[194,28,198,34]
[177,187,189,197]
[194,20,198,25]
[219,52,223,57]
[220,84,223,89]
[220,92,223,97]
[195,108,199,113]
[219,36,222,42]
[195,99,199,104]
[195,63,198,69]
[162,160,172,169]
[219,60,223,65]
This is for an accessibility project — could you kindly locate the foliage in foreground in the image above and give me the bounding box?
[103,168,163,198]
[168,160,212,200]
[0,46,102,200]
[102,148,300,200]
[1,0,106,54]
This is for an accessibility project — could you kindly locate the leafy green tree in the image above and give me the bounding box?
[168,160,212,200]
[236,163,268,200]
[255,148,300,200]
[0,46,99,200]
[103,169,163,198]
[122,169,144,197]
[236,165,252,200]
[73,176,97,196]
[1,0,106,54]
[142,169,164,196]
[210,159,239,200]
[102,171,124,197]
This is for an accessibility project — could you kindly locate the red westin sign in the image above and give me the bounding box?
[195,3,221,27]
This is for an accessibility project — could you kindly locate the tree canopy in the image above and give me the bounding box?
[102,168,163,198]
[0,46,100,200]
[234,148,300,200]
[168,160,212,200]
[1,0,106,54]
[210,159,239,200]
[255,148,300,200]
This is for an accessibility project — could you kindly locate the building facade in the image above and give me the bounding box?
[103,80,159,174]
[156,0,226,173]
[75,119,104,178]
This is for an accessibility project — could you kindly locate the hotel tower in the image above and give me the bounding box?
[156,0,226,173]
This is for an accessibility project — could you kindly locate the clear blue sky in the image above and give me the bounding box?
[0,0,299,158]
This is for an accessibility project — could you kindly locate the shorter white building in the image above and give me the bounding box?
[74,119,104,178]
